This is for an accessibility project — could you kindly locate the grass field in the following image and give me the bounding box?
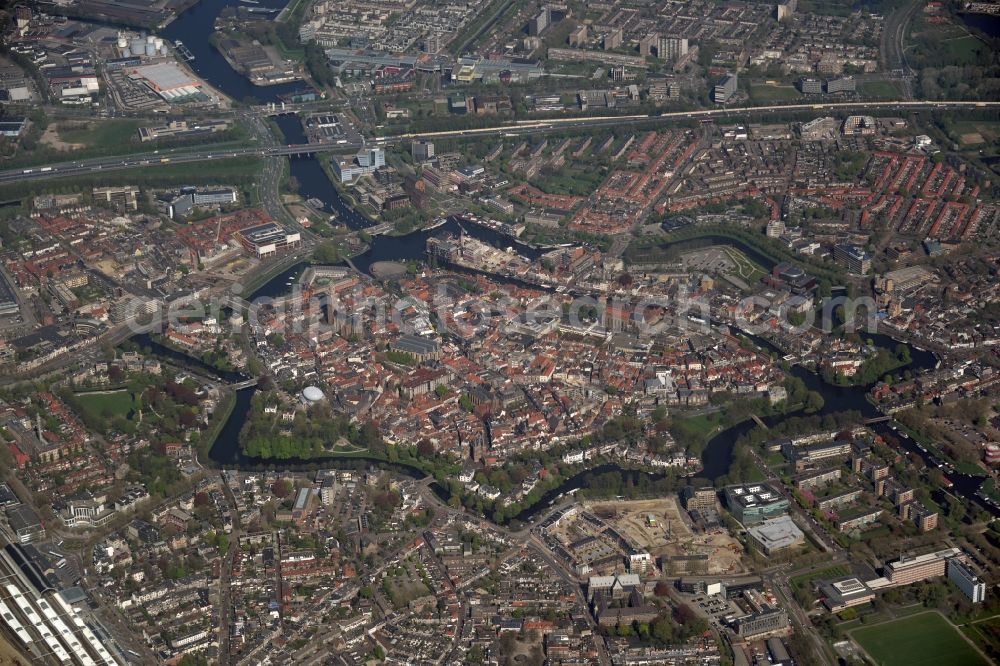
[852,612,990,666]
[677,414,721,437]
[0,157,261,204]
[56,120,142,148]
[790,564,850,590]
[913,21,984,66]
[74,391,133,419]
[749,84,802,102]
[6,118,253,169]
[963,619,1000,664]
[941,35,983,65]
[720,246,766,283]
[858,80,903,99]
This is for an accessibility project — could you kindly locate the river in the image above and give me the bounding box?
[271,115,373,230]
[207,247,998,519]
[132,332,247,383]
[696,326,930,482]
[961,11,1000,39]
[249,213,544,300]
[160,0,306,104]
[254,110,546,295]
[274,127,545,278]
[177,131,996,519]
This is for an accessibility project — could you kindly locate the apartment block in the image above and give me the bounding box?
[815,488,862,511]
[898,501,938,532]
[793,467,841,490]
[657,36,688,61]
[713,72,738,104]
[834,507,882,533]
[834,243,872,275]
[684,486,717,512]
[877,477,914,506]
[798,77,822,94]
[853,455,889,481]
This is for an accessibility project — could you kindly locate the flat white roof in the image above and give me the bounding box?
[134,62,197,91]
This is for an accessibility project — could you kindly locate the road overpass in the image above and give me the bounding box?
[4,100,998,186]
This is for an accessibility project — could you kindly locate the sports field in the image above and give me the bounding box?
[749,84,802,102]
[852,612,990,666]
[74,391,133,419]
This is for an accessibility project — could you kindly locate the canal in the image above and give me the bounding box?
[160,0,304,104]
[271,115,372,229]
[205,221,999,519]
[961,11,1000,39]
[272,114,551,260]
[695,326,931,482]
[247,216,544,300]
[203,254,998,520]
[187,105,1000,518]
[132,332,247,383]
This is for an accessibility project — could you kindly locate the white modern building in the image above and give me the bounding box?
[333,147,386,183]
[747,515,805,554]
[947,558,986,603]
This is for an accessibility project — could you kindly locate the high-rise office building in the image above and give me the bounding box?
[528,7,551,36]
[798,77,822,94]
[825,76,856,94]
[411,140,435,162]
[713,72,738,104]
[657,36,689,61]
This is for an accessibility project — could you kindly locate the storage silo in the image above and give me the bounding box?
[145,43,157,56]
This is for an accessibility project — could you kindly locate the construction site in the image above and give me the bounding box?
[586,498,745,576]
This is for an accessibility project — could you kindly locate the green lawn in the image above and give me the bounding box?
[676,414,721,437]
[963,619,1000,664]
[56,119,143,148]
[720,246,766,283]
[765,451,786,467]
[0,157,261,204]
[790,564,849,590]
[858,81,903,99]
[74,391,134,419]
[852,612,990,666]
[980,478,1000,504]
[941,35,983,65]
[749,84,802,103]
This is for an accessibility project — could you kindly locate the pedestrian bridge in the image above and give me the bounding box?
[230,378,259,390]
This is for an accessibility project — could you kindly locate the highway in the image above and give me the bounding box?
[5,100,999,186]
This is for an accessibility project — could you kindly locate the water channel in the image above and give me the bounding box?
[160,0,304,104]
[193,223,998,520]
[146,2,996,518]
